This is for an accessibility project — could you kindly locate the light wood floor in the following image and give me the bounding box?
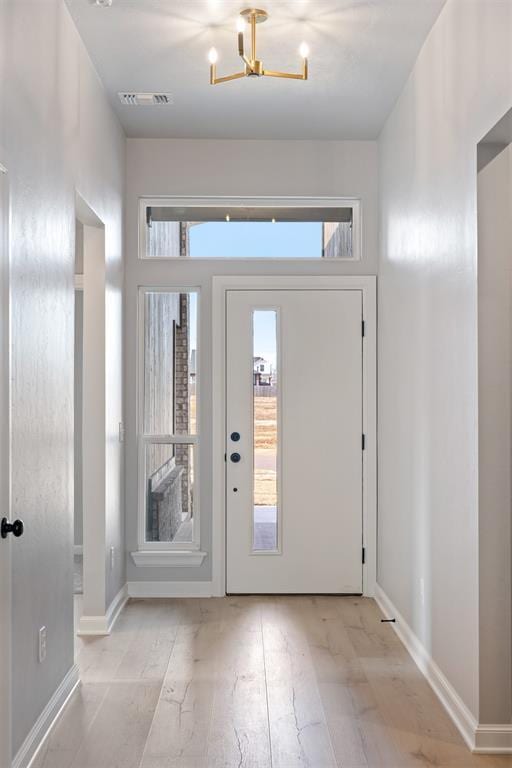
[33,596,512,768]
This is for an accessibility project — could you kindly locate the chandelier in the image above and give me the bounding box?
[208,8,309,85]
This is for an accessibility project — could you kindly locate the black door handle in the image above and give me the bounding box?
[1,518,24,539]
[230,452,241,463]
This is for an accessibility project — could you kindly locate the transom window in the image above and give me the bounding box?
[139,198,361,260]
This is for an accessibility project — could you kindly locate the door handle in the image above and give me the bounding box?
[230,452,241,463]
[1,517,24,539]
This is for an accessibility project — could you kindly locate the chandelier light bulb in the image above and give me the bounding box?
[208,47,218,65]
[299,41,309,59]
[225,214,230,222]
[236,17,246,33]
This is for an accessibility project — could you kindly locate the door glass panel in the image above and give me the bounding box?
[253,310,278,551]
[143,291,197,435]
[145,443,195,543]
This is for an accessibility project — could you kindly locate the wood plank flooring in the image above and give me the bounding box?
[33,596,512,768]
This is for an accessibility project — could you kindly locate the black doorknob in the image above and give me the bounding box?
[230,452,241,463]
[230,432,241,442]
[1,517,24,539]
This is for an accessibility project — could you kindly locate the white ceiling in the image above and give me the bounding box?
[66,0,445,140]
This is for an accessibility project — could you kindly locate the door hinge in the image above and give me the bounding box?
[362,547,366,565]
[224,453,227,462]
[362,434,366,450]
[362,320,365,337]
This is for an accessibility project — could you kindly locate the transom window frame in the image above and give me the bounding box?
[138,196,362,262]
[132,285,206,569]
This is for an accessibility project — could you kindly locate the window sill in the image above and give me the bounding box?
[130,550,207,568]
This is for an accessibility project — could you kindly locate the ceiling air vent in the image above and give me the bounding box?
[118,92,173,106]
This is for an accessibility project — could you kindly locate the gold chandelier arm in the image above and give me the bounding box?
[210,69,246,85]
[262,68,308,81]
[263,56,308,81]
[251,14,257,61]
[237,22,253,71]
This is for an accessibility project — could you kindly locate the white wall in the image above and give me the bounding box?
[477,144,512,724]
[0,0,125,755]
[125,138,378,585]
[378,0,512,721]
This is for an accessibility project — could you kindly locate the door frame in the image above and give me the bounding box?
[75,192,111,635]
[212,275,377,597]
[0,158,11,766]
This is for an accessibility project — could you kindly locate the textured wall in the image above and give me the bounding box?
[0,0,125,754]
[378,0,512,721]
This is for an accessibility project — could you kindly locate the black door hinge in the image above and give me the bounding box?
[362,320,365,337]
[362,547,366,565]
[224,453,227,462]
[362,434,366,450]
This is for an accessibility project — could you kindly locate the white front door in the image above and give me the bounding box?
[226,289,363,594]
[0,165,11,767]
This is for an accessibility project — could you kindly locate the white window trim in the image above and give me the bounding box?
[138,195,362,262]
[211,275,377,598]
[132,287,202,567]
[131,550,207,568]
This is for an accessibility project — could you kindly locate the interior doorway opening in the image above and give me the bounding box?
[477,108,512,725]
[74,193,108,635]
[73,221,84,608]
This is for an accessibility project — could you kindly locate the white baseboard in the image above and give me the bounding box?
[77,583,128,636]
[12,665,80,768]
[127,580,214,598]
[73,544,83,557]
[375,584,512,754]
[374,584,478,751]
[474,725,512,753]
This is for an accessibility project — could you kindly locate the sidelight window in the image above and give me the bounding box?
[138,289,199,549]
